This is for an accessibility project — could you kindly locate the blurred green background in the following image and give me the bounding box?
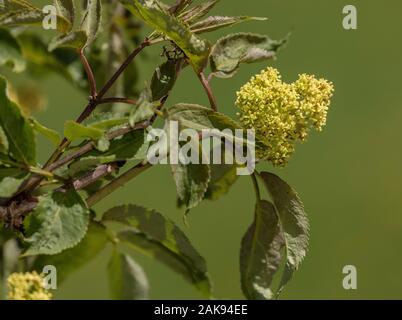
[12,0,402,299]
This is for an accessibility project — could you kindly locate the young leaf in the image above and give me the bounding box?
[124,0,210,72]
[180,0,220,23]
[259,172,310,295]
[171,162,210,211]
[210,33,287,78]
[31,222,108,284]
[82,0,102,45]
[190,16,267,34]
[48,31,87,52]
[30,119,61,146]
[64,120,104,141]
[168,0,193,15]
[0,77,36,165]
[240,200,284,300]
[23,189,90,256]
[54,0,75,30]
[102,204,212,297]
[0,28,26,72]
[108,250,149,300]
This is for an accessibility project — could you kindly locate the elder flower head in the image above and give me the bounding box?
[236,67,334,166]
[7,272,52,300]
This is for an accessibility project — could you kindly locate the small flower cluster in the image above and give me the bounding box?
[7,272,52,300]
[236,67,334,166]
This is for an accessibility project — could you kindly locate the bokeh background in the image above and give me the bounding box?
[9,0,402,299]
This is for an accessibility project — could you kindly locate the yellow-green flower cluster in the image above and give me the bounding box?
[236,67,334,166]
[7,272,52,300]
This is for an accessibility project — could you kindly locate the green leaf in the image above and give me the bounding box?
[124,0,210,72]
[179,0,220,23]
[102,204,212,297]
[168,0,193,15]
[108,250,149,300]
[259,172,310,295]
[0,77,36,165]
[204,163,238,201]
[0,167,27,198]
[30,119,61,146]
[0,126,9,154]
[31,222,108,284]
[171,162,210,211]
[64,120,104,141]
[54,0,75,30]
[210,33,287,78]
[69,130,148,175]
[48,31,87,52]
[82,0,102,45]
[86,130,149,161]
[167,103,241,131]
[0,28,26,72]
[150,59,181,101]
[190,16,267,34]
[23,189,90,256]
[84,112,129,131]
[240,200,284,300]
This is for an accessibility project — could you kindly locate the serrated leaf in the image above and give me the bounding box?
[64,120,104,141]
[0,28,26,72]
[102,204,212,297]
[108,251,149,300]
[82,0,102,45]
[31,222,108,284]
[210,33,287,78]
[54,0,75,30]
[48,31,87,52]
[240,200,284,300]
[180,0,220,23]
[0,77,36,165]
[124,0,210,72]
[30,119,61,146]
[190,16,267,34]
[23,189,90,256]
[259,172,310,295]
[171,162,210,211]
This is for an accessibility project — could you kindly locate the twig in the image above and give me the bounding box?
[97,97,137,105]
[57,163,118,193]
[86,161,152,207]
[197,72,217,111]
